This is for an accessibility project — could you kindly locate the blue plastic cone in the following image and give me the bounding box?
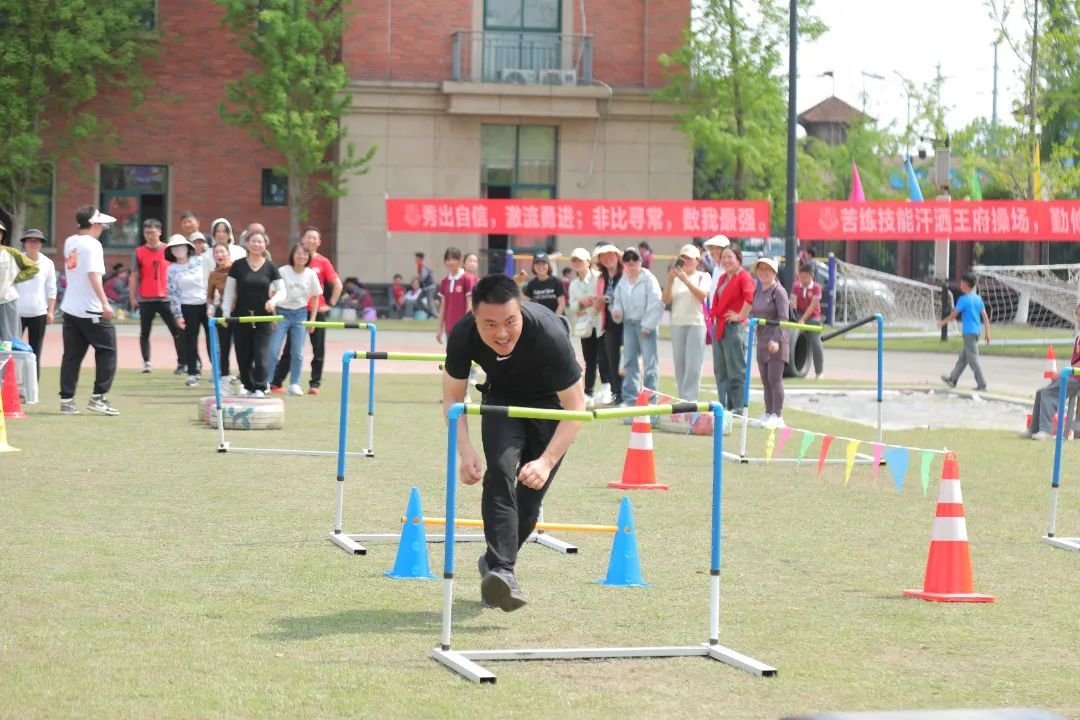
[385,487,436,580]
[599,497,649,587]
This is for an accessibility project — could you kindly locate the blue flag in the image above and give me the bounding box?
[883,447,910,494]
[905,156,924,202]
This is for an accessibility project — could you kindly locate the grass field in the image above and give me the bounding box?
[824,324,1075,359]
[1,368,1078,719]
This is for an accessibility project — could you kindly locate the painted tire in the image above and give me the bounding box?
[199,396,285,430]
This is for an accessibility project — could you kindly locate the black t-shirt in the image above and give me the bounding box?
[228,258,281,315]
[445,301,581,407]
[523,276,565,313]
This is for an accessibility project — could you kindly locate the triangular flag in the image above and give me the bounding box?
[919,451,935,496]
[764,429,777,464]
[817,435,835,475]
[969,169,983,201]
[905,156,924,202]
[775,426,794,455]
[844,440,861,486]
[871,443,884,487]
[883,447,910,493]
[797,431,815,466]
[849,162,867,202]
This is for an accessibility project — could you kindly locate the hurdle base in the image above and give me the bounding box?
[902,589,995,603]
[734,453,875,466]
[222,446,374,458]
[1041,535,1080,552]
[432,643,776,684]
[607,481,670,491]
[529,532,578,554]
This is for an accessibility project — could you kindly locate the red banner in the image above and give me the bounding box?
[797,200,1080,241]
[385,199,771,237]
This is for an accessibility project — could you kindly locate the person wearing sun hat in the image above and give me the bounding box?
[59,205,120,415]
[165,234,208,387]
[610,244,663,406]
[750,256,789,430]
[16,229,56,379]
[567,246,603,407]
[593,243,623,406]
[661,243,712,402]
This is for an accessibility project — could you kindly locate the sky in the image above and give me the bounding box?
[798,0,1027,140]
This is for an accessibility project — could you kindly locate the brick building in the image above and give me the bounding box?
[35,0,691,280]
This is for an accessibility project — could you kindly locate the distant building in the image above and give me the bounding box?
[797,96,872,147]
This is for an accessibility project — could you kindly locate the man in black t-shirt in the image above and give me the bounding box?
[443,274,585,612]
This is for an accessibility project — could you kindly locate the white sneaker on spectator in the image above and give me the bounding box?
[287,384,303,396]
[184,375,199,387]
[754,413,772,427]
[253,389,266,398]
[142,361,152,374]
[1031,431,1053,441]
[764,415,786,430]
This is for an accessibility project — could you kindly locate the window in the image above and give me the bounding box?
[261,170,288,206]
[485,0,560,30]
[137,0,157,31]
[23,166,54,244]
[483,0,561,81]
[481,125,557,252]
[98,164,168,247]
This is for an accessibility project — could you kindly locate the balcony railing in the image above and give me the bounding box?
[451,31,593,86]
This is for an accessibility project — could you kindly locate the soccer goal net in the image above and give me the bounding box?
[833,260,944,330]
[972,264,1080,329]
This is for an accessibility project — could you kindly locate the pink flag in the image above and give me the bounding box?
[871,443,884,486]
[849,162,866,203]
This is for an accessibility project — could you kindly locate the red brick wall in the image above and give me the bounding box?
[588,0,689,89]
[46,0,334,269]
[343,0,470,81]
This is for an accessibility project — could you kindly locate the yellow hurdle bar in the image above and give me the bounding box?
[407,517,618,533]
[302,320,374,330]
[753,318,823,333]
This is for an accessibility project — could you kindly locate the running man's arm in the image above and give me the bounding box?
[518,379,586,490]
[981,308,991,343]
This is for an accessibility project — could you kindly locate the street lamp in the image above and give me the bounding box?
[783,0,797,289]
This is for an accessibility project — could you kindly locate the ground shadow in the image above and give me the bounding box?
[259,604,499,641]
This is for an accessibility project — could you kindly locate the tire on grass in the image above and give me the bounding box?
[199,396,285,430]
[784,329,811,379]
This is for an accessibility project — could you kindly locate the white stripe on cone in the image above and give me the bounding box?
[628,432,653,451]
[931,517,969,542]
[938,479,963,503]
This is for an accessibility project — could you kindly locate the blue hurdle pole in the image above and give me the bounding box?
[876,313,884,443]
[335,351,354,542]
[208,318,226,451]
[366,324,377,455]
[709,402,724,645]
[1047,367,1073,540]
[441,402,465,651]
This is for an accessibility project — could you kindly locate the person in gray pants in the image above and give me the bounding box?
[661,244,712,401]
[939,272,990,392]
[1023,305,1080,440]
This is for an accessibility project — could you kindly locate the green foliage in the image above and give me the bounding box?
[216,0,374,240]
[0,0,151,236]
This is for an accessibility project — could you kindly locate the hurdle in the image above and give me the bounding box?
[330,350,578,556]
[1043,366,1079,551]
[731,314,884,464]
[411,518,618,533]
[207,317,378,456]
[432,401,776,684]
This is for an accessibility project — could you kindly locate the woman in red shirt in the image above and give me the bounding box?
[708,244,754,425]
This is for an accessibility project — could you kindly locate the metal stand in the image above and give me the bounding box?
[1042,368,1078,551]
[433,402,775,684]
[208,318,377,457]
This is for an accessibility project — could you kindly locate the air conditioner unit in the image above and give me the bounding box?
[499,68,538,84]
[539,69,578,86]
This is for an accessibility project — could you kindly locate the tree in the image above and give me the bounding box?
[217,0,374,242]
[0,0,150,241]
[657,0,826,231]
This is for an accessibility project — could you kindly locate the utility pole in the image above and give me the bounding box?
[992,41,999,128]
[783,0,798,290]
[1028,0,1040,201]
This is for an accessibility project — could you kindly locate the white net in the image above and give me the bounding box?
[972,264,1080,329]
[833,260,943,330]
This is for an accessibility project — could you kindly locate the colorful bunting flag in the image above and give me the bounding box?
[919,451,934,496]
[798,431,815,466]
[817,435,835,475]
[883,447,910,494]
[765,429,776,464]
[775,426,794,455]
[844,441,861,486]
[905,156,924,202]
[969,169,983,201]
[871,443,884,486]
[850,162,866,203]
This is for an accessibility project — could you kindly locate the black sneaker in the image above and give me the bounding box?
[477,555,494,609]
[480,568,528,612]
[975,385,988,392]
[940,374,957,388]
[173,364,186,376]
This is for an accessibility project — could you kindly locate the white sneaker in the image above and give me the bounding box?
[754,413,772,427]
[252,389,266,398]
[585,395,596,410]
[87,394,119,416]
[287,384,303,396]
[184,375,199,387]
[1031,431,1053,441]
[764,415,786,430]
[142,361,152,374]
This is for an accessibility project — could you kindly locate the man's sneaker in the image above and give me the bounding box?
[287,384,303,396]
[60,398,79,415]
[308,387,321,395]
[269,385,285,395]
[174,364,186,376]
[141,361,152,374]
[477,555,495,609]
[1032,431,1053,441]
[184,375,199,387]
[87,394,119,416]
[252,389,266,398]
[480,568,528,612]
[940,374,957,388]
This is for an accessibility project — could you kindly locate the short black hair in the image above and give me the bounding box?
[393,273,403,281]
[143,218,162,229]
[75,205,96,229]
[415,251,425,259]
[180,210,198,221]
[961,272,977,288]
[472,273,522,307]
[806,246,817,258]
[288,242,311,267]
[302,226,320,237]
[798,263,814,275]
[444,246,462,261]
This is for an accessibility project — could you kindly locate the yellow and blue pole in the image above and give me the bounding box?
[1047,367,1074,539]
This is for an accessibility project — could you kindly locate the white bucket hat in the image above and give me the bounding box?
[703,234,730,248]
[752,257,779,274]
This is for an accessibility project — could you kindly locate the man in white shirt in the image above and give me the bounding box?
[59,206,120,416]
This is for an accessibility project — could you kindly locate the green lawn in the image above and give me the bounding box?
[825,324,1075,358]
[1,369,1078,719]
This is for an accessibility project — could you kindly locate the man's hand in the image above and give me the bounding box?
[45,313,53,325]
[177,318,187,330]
[518,456,554,490]
[641,328,651,337]
[101,307,115,321]
[436,330,444,345]
[318,303,332,314]
[459,446,483,485]
[264,301,276,314]
[984,331,991,345]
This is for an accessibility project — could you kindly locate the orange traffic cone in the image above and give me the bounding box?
[609,390,668,491]
[0,377,20,453]
[903,453,994,603]
[1044,345,1058,379]
[1,359,25,420]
